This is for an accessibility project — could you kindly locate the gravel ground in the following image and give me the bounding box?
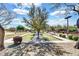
[56,42,79,56]
[0,42,79,56]
[0,42,67,56]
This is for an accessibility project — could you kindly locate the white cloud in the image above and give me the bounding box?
[19,3,31,8]
[50,11,59,16]
[20,3,29,6]
[13,8,29,15]
[50,10,74,16]
[34,3,42,6]
[21,3,41,6]
[47,18,67,26]
[15,3,41,9]
[11,18,23,24]
[7,18,31,29]
[14,3,30,9]
[13,3,42,15]
[50,10,66,16]
[8,18,25,27]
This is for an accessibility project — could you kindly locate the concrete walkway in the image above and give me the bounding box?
[49,41,76,43]
[53,35,72,41]
[48,33,75,43]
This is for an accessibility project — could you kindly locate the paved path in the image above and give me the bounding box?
[48,41,76,43]
[4,34,27,43]
[53,35,70,41]
[48,33,75,43]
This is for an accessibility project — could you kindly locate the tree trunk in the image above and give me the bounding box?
[37,31,40,39]
[0,24,5,51]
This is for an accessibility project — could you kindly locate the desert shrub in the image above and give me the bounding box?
[68,35,73,40]
[68,35,79,41]
[69,26,77,32]
[62,35,66,38]
[73,36,79,41]
[59,34,62,37]
[31,36,34,40]
[59,34,66,38]
[32,33,35,36]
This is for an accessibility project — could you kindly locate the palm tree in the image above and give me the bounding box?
[23,4,48,41]
[0,4,15,51]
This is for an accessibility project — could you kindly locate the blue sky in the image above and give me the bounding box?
[1,3,79,28]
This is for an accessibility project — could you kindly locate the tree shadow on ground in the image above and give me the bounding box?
[53,45,72,55]
[7,42,28,48]
[6,42,72,56]
[7,44,20,48]
[21,42,72,56]
[32,42,72,56]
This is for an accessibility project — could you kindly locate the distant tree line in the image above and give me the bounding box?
[46,25,77,33]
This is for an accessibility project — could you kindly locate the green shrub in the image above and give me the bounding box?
[59,34,62,37]
[16,25,25,31]
[42,37,49,41]
[68,35,73,40]
[73,36,79,41]
[32,33,35,36]
[31,36,34,40]
[68,35,79,41]
[59,34,66,38]
[62,35,66,38]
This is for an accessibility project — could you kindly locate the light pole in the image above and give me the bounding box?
[65,16,72,35]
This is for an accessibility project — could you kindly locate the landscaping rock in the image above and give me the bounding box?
[13,36,22,45]
[74,41,79,49]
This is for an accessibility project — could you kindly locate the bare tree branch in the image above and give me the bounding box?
[0,4,16,26]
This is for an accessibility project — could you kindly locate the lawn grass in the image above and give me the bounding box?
[22,32,34,41]
[22,32,61,41]
[4,31,61,41]
[4,34,15,40]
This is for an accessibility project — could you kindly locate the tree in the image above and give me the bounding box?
[0,4,15,51]
[55,25,62,32]
[50,4,79,33]
[50,26,55,31]
[16,25,25,31]
[23,4,48,41]
[8,27,16,32]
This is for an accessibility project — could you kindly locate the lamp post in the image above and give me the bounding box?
[65,16,72,35]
